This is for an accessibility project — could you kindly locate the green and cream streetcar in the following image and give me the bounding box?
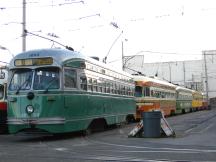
[7,48,135,134]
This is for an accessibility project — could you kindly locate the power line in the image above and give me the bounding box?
[0,0,84,9]
[0,60,9,64]
[133,50,201,56]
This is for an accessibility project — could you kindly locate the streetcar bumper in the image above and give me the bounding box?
[7,117,65,125]
[7,117,66,134]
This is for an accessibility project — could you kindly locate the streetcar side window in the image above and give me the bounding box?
[97,79,103,92]
[64,69,77,88]
[106,81,111,93]
[92,78,98,92]
[114,83,118,94]
[144,87,150,97]
[111,82,115,94]
[87,77,93,91]
[121,85,126,95]
[135,86,142,97]
[80,76,87,90]
[102,79,106,93]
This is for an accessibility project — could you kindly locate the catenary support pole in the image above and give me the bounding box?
[22,0,26,52]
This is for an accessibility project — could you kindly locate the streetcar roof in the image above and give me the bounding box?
[9,48,132,78]
[176,86,193,93]
[192,89,202,95]
[133,75,176,88]
[9,48,83,68]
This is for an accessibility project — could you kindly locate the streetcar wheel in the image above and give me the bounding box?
[182,109,185,114]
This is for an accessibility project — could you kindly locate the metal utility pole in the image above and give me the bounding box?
[203,51,209,104]
[168,63,172,82]
[183,61,186,87]
[22,0,26,52]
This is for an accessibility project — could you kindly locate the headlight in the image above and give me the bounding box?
[26,105,34,114]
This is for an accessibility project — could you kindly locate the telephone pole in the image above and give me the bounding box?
[183,61,186,87]
[168,63,172,83]
[22,0,26,52]
[203,51,209,104]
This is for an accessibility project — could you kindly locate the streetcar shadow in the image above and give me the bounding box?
[12,123,135,143]
[13,131,86,143]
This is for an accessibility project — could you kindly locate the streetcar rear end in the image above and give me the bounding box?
[0,66,8,133]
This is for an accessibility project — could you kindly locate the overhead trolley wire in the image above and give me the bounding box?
[0,0,84,10]
[134,50,202,56]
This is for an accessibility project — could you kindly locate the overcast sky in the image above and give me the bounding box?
[1,0,216,69]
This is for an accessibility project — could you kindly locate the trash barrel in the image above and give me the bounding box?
[143,111,161,138]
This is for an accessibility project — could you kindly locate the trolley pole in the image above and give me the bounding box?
[122,40,124,71]
[203,51,209,105]
[22,0,26,52]
[121,38,128,71]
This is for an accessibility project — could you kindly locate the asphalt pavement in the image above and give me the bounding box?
[0,109,216,162]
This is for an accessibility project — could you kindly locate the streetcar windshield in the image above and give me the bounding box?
[9,69,33,91]
[33,67,59,90]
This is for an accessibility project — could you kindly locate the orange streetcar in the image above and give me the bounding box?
[134,76,176,120]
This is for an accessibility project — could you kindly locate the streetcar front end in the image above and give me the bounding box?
[7,53,65,134]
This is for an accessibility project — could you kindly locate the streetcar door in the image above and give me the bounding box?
[64,68,87,117]
[0,84,4,101]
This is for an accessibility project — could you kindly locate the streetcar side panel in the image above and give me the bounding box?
[175,87,192,114]
[192,90,203,111]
